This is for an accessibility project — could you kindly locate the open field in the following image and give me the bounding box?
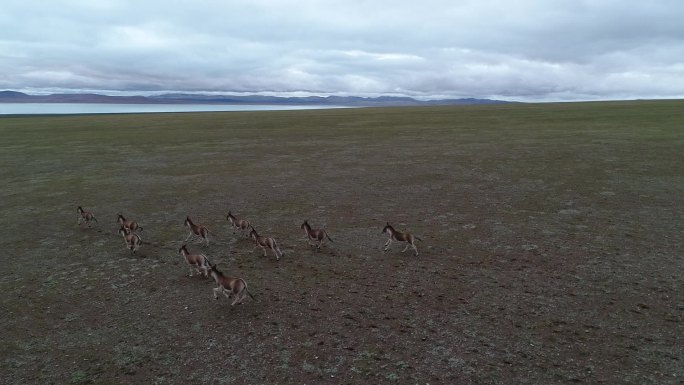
[1,101,683,384]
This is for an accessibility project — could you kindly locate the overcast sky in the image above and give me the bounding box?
[1,0,683,102]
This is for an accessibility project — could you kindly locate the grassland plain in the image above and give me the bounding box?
[0,101,682,384]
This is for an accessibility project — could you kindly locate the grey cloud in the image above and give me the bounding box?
[1,0,683,101]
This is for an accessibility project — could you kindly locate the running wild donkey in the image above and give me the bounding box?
[249,227,283,260]
[184,216,211,245]
[77,206,97,227]
[226,211,251,237]
[301,220,334,249]
[178,244,211,277]
[118,226,142,254]
[117,213,143,233]
[382,222,422,256]
[208,263,255,306]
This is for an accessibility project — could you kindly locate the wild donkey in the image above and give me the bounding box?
[77,206,97,227]
[249,227,283,260]
[184,216,211,245]
[301,220,334,249]
[208,263,255,306]
[382,222,422,256]
[226,211,251,237]
[178,244,211,277]
[117,213,143,234]
[118,226,142,254]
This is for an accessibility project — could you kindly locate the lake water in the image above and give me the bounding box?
[0,103,348,115]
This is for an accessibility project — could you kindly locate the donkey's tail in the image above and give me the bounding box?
[241,279,256,300]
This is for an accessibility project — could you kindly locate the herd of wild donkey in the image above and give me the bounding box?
[76,205,422,306]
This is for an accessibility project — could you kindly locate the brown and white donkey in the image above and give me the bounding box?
[184,216,211,245]
[249,227,283,260]
[208,263,255,306]
[301,220,334,249]
[226,211,251,237]
[77,206,97,227]
[117,213,143,234]
[382,222,422,256]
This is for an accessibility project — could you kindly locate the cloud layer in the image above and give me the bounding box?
[1,0,683,101]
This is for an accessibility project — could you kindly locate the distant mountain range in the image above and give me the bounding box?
[0,90,510,107]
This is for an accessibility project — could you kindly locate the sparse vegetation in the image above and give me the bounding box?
[1,101,683,384]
